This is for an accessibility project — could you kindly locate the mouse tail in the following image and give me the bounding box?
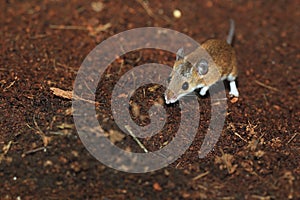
[226,19,235,45]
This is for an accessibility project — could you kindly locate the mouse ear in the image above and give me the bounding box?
[196,59,209,75]
[176,47,184,61]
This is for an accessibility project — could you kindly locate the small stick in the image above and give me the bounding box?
[33,116,51,147]
[192,171,210,181]
[175,161,182,168]
[0,141,13,163]
[287,133,298,144]
[56,62,77,72]
[135,0,156,19]
[29,34,48,39]
[234,132,247,142]
[3,76,17,91]
[135,0,172,23]
[49,25,88,30]
[220,149,231,174]
[33,116,45,136]
[125,125,148,153]
[255,80,279,92]
[251,195,272,200]
[23,146,46,156]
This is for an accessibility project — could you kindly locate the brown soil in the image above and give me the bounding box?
[1,0,299,199]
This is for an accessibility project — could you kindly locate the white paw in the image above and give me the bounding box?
[199,86,209,96]
[229,81,239,97]
[229,89,239,97]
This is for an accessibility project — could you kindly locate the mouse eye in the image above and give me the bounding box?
[167,76,172,83]
[182,82,189,90]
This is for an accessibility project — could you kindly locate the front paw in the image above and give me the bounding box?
[199,86,209,96]
[229,90,239,97]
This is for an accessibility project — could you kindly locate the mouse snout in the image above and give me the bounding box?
[164,89,178,104]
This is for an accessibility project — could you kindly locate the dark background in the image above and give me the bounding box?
[1,0,299,199]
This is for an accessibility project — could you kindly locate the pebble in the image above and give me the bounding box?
[173,9,182,18]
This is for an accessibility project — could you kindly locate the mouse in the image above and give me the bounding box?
[164,19,239,104]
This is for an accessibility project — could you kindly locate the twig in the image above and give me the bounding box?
[0,141,13,163]
[197,184,208,191]
[135,0,156,19]
[56,62,77,73]
[220,149,233,174]
[251,195,272,200]
[94,23,111,33]
[234,132,247,142]
[255,80,279,92]
[33,115,45,135]
[219,197,235,200]
[29,34,48,39]
[50,87,100,106]
[175,161,182,168]
[125,125,148,153]
[49,25,88,30]
[23,146,46,156]
[50,23,111,37]
[33,116,51,147]
[3,76,17,91]
[49,131,65,136]
[192,171,210,181]
[287,132,298,144]
[50,87,73,99]
[135,0,172,23]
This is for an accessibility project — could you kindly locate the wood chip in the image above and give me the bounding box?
[153,182,162,191]
[50,87,72,99]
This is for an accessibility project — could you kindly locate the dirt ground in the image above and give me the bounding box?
[1,0,299,199]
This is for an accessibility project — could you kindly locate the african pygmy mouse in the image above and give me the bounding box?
[165,19,239,104]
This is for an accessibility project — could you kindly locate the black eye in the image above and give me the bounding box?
[167,76,172,83]
[182,82,189,90]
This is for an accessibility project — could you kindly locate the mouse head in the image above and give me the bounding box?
[164,47,209,104]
